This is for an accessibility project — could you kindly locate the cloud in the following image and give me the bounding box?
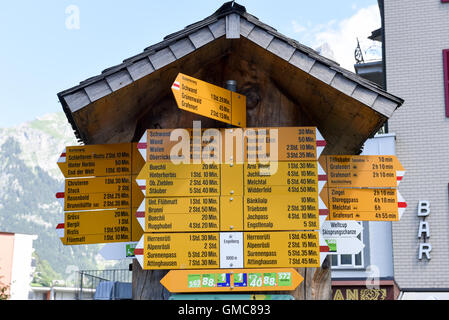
[292,20,306,33]
[291,5,381,72]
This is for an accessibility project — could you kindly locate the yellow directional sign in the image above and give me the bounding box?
[143,128,220,163]
[62,176,143,211]
[140,126,325,164]
[65,175,135,194]
[160,268,304,293]
[171,73,246,127]
[145,196,221,232]
[319,155,405,188]
[57,142,147,246]
[245,127,325,162]
[320,188,402,221]
[244,231,320,268]
[58,142,144,178]
[137,161,320,197]
[142,232,220,270]
[141,194,319,232]
[144,177,221,197]
[243,194,319,231]
[245,161,318,194]
[137,162,238,197]
[138,162,220,180]
[61,208,143,245]
[137,231,320,270]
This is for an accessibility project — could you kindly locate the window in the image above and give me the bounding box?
[444,49,449,117]
[331,222,365,269]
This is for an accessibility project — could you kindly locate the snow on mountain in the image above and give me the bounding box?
[314,42,336,62]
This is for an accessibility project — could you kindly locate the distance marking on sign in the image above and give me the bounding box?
[171,73,246,127]
[57,208,143,245]
[134,194,322,232]
[137,126,326,164]
[56,176,143,211]
[319,155,405,188]
[57,142,144,178]
[320,188,407,221]
[244,127,326,162]
[244,231,321,268]
[134,231,329,270]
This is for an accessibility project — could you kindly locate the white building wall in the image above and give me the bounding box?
[384,0,449,288]
[9,234,37,300]
[362,134,395,279]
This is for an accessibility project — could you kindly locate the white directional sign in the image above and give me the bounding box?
[98,242,138,260]
[324,237,365,255]
[321,221,363,239]
[321,221,364,255]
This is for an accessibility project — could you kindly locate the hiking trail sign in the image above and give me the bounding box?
[134,126,330,271]
[171,73,246,127]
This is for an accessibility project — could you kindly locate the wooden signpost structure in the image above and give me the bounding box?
[56,74,405,300]
[56,2,405,300]
[56,74,406,299]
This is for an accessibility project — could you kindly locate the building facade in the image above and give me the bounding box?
[347,0,449,299]
[0,232,37,299]
[353,0,449,299]
[384,0,449,297]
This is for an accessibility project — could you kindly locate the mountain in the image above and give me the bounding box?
[0,112,121,281]
[0,113,80,182]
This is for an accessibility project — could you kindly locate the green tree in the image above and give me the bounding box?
[31,252,62,287]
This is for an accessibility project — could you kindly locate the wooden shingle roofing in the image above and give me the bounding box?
[57,1,403,143]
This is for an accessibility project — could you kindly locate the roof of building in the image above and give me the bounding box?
[57,1,403,153]
[368,28,382,42]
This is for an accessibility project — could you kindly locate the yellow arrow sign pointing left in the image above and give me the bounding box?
[319,155,405,188]
[60,177,143,211]
[171,73,246,127]
[60,208,143,245]
[57,142,144,178]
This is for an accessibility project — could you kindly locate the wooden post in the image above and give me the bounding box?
[132,260,170,300]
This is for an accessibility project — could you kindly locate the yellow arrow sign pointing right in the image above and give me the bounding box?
[160,268,303,293]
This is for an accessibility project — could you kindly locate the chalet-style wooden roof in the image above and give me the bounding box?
[57,2,403,154]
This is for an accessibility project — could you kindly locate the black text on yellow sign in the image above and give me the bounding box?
[320,188,401,221]
[62,208,143,245]
[63,175,143,211]
[143,194,319,232]
[58,142,145,178]
[138,161,319,197]
[319,155,405,188]
[171,73,246,127]
[141,127,324,163]
[139,231,320,270]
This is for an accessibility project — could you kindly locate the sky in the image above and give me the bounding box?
[0,0,381,128]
